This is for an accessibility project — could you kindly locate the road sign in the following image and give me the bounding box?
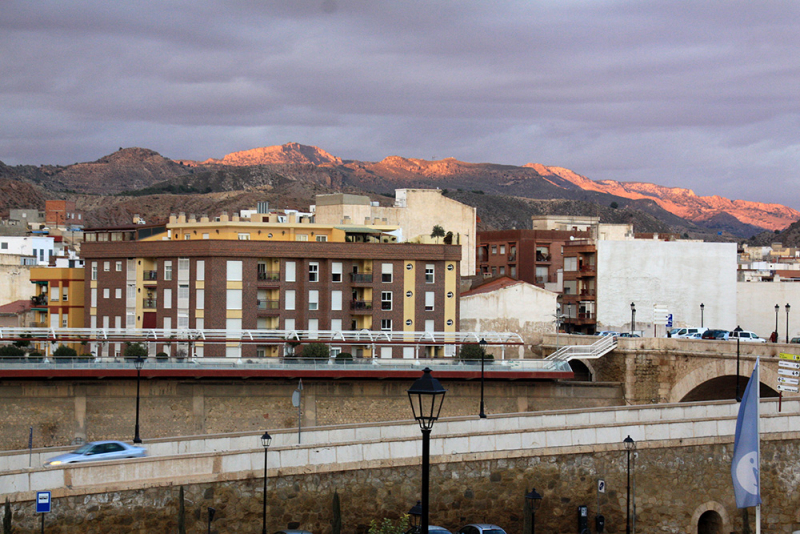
[780,353,800,361]
[36,491,51,513]
[666,314,673,328]
[778,369,800,377]
[778,376,799,386]
[779,360,800,370]
[778,384,799,393]
[597,479,605,493]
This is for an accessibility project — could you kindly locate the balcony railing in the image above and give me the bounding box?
[507,253,517,262]
[351,273,373,283]
[536,252,552,262]
[257,299,280,310]
[580,289,596,296]
[143,299,157,308]
[257,271,280,282]
[143,270,157,281]
[351,300,373,310]
[30,295,48,306]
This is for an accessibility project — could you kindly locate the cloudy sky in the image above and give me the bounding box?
[2,1,799,207]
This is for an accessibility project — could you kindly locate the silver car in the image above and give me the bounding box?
[457,524,507,534]
[44,440,146,466]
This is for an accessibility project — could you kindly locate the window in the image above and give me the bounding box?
[91,288,97,307]
[447,264,454,271]
[285,261,296,283]
[308,290,319,311]
[227,261,242,281]
[382,263,393,283]
[184,234,191,240]
[0,243,6,250]
[491,245,497,254]
[405,319,413,326]
[127,284,135,300]
[510,266,517,278]
[499,266,505,275]
[295,234,308,241]
[178,284,190,308]
[316,235,327,242]
[238,233,250,240]
[447,291,454,298]
[285,290,296,310]
[564,257,578,271]
[91,262,98,281]
[381,291,392,311]
[308,318,319,334]
[425,320,435,332]
[164,261,173,281]
[115,288,121,299]
[406,291,413,298]
[332,262,342,283]
[103,288,110,299]
[500,245,506,254]
[331,318,342,331]
[51,289,59,301]
[227,289,242,310]
[226,318,242,332]
[425,291,434,311]
[381,319,392,331]
[309,262,319,282]
[202,233,209,239]
[196,260,205,281]
[126,313,135,328]
[116,261,122,272]
[62,316,68,328]
[104,261,110,272]
[406,263,413,270]
[425,264,434,284]
[164,288,172,309]
[284,318,295,330]
[178,313,189,329]
[196,317,204,330]
[178,258,190,280]
[196,289,204,310]
[331,290,342,311]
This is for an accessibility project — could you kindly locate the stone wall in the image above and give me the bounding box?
[0,378,623,450]
[3,438,799,534]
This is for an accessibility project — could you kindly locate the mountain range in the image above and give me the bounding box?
[0,142,798,241]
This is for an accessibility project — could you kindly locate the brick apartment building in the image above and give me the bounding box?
[45,200,84,228]
[81,223,460,359]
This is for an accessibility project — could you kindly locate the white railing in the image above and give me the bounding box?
[546,334,617,361]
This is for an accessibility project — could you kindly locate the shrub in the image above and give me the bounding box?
[458,344,494,362]
[53,345,78,357]
[156,352,169,359]
[368,516,409,534]
[0,345,24,357]
[335,352,353,362]
[124,343,148,358]
[301,343,330,359]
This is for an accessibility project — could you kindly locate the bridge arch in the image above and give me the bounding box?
[670,359,780,403]
[690,501,730,534]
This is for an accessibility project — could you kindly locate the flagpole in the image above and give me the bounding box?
[756,357,761,534]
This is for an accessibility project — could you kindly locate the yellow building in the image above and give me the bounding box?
[29,266,86,354]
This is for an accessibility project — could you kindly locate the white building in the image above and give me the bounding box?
[0,236,55,265]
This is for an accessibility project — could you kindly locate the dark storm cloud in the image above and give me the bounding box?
[2,0,799,207]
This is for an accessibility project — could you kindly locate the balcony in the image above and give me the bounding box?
[536,252,552,262]
[143,299,157,309]
[535,275,551,285]
[577,265,596,277]
[579,289,596,297]
[351,273,373,284]
[507,253,516,262]
[143,270,158,281]
[257,299,280,311]
[350,300,373,312]
[30,295,48,307]
[257,271,280,283]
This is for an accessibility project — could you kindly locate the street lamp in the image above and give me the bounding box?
[775,304,780,341]
[623,435,635,534]
[700,303,704,328]
[525,488,543,534]
[407,368,447,534]
[479,338,487,419]
[133,356,144,444]
[630,303,636,334]
[786,303,791,343]
[261,431,272,534]
[408,500,422,534]
[734,325,743,402]
[207,507,215,534]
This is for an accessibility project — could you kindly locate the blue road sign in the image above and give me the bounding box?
[36,491,51,513]
[666,314,673,328]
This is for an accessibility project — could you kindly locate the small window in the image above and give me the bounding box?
[295,234,308,241]
[332,262,342,283]
[91,263,98,280]
[238,233,250,240]
[116,261,122,271]
[316,235,327,242]
[425,264,434,284]
[406,263,413,270]
[405,319,413,326]
[184,234,191,240]
[309,262,319,282]
[103,288,110,299]
[115,288,122,299]
[425,291,434,311]
[447,319,454,326]
[0,243,6,250]
[382,263,393,283]
[381,319,392,331]
[164,261,173,281]
[308,290,319,311]
[447,264,454,271]
[104,261,110,272]
[381,291,392,311]
[447,291,454,298]
[500,245,505,254]
[491,245,497,254]
[406,291,413,298]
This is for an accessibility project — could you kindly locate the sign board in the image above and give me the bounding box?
[778,384,799,393]
[778,369,800,378]
[653,306,669,325]
[779,360,800,370]
[779,353,800,361]
[36,491,51,513]
[778,376,799,386]
[666,314,673,328]
[597,479,605,493]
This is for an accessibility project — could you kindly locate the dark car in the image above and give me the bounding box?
[701,329,728,340]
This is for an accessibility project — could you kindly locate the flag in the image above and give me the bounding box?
[731,358,761,508]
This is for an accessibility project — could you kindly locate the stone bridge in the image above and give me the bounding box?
[2,398,799,534]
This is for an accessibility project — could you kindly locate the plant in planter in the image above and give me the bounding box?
[301,343,330,360]
[53,345,78,358]
[123,342,148,358]
[458,343,494,363]
[334,352,353,364]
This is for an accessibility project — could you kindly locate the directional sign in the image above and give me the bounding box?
[778,376,799,385]
[597,479,605,494]
[778,369,800,378]
[666,314,673,328]
[36,491,51,513]
[778,384,799,393]
[779,360,800,370]
[780,353,800,361]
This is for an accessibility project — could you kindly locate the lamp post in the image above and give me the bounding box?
[630,303,636,334]
[734,325,743,402]
[407,368,447,534]
[133,356,144,444]
[207,507,215,534]
[479,338,487,419]
[261,431,272,534]
[700,303,704,328]
[775,304,780,340]
[525,488,543,534]
[408,501,422,534]
[786,303,791,343]
[623,435,635,534]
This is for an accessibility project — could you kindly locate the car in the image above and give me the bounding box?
[618,333,640,338]
[457,525,507,534]
[43,440,146,466]
[701,329,728,340]
[791,337,800,344]
[726,330,767,343]
[595,331,620,337]
[684,332,703,339]
[428,528,453,534]
[668,327,708,338]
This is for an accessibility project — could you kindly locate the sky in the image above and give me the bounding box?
[2,1,799,208]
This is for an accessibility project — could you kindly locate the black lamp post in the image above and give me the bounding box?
[407,368,447,534]
[700,303,704,328]
[261,431,272,534]
[207,507,215,534]
[623,435,635,534]
[734,325,743,402]
[408,500,422,534]
[479,338,487,419]
[630,303,636,334]
[133,356,144,444]
[775,304,780,340]
[786,303,791,343]
[525,488,543,534]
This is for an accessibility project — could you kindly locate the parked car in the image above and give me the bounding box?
[668,327,708,338]
[428,527,453,534]
[684,332,703,339]
[725,330,767,343]
[595,331,620,337]
[791,337,800,344]
[618,333,640,338]
[701,329,728,340]
[44,441,146,466]
[457,525,507,534]
[275,531,313,534]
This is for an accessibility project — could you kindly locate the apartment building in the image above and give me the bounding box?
[80,215,461,359]
[45,200,84,228]
[29,266,86,353]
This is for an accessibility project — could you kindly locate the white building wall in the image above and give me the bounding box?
[736,281,800,340]
[596,241,737,335]
[0,236,55,265]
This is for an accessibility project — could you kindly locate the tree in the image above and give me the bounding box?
[3,497,13,534]
[331,490,342,534]
[124,343,148,358]
[610,201,619,209]
[178,486,185,534]
[458,344,494,362]
[443,231,454,245]
[430,225,445,243]
[301,343,330,359]
[0,345,24,357]
[53,345,77,357]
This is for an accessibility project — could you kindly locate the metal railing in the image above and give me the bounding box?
[546,335,617,362]
[143,270,157,281]
[256,299,280,310]
[257,271,280,282]
[351,273,373,283]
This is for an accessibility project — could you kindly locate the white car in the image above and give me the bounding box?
[669,327,708,338]
[727,330,767,343]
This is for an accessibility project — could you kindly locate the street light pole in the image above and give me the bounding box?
[623,436,635,534]
[207,507,215,534]
[700,303,704,328]
[525,488,542,534]
[775,304,779,339]
[630,303,636,334]
[261,431,272,534]
[408,368,447,534]
[786,303,791,343]
[479,338,487,419]
[133,357,144,444]
[734,325,742,402]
